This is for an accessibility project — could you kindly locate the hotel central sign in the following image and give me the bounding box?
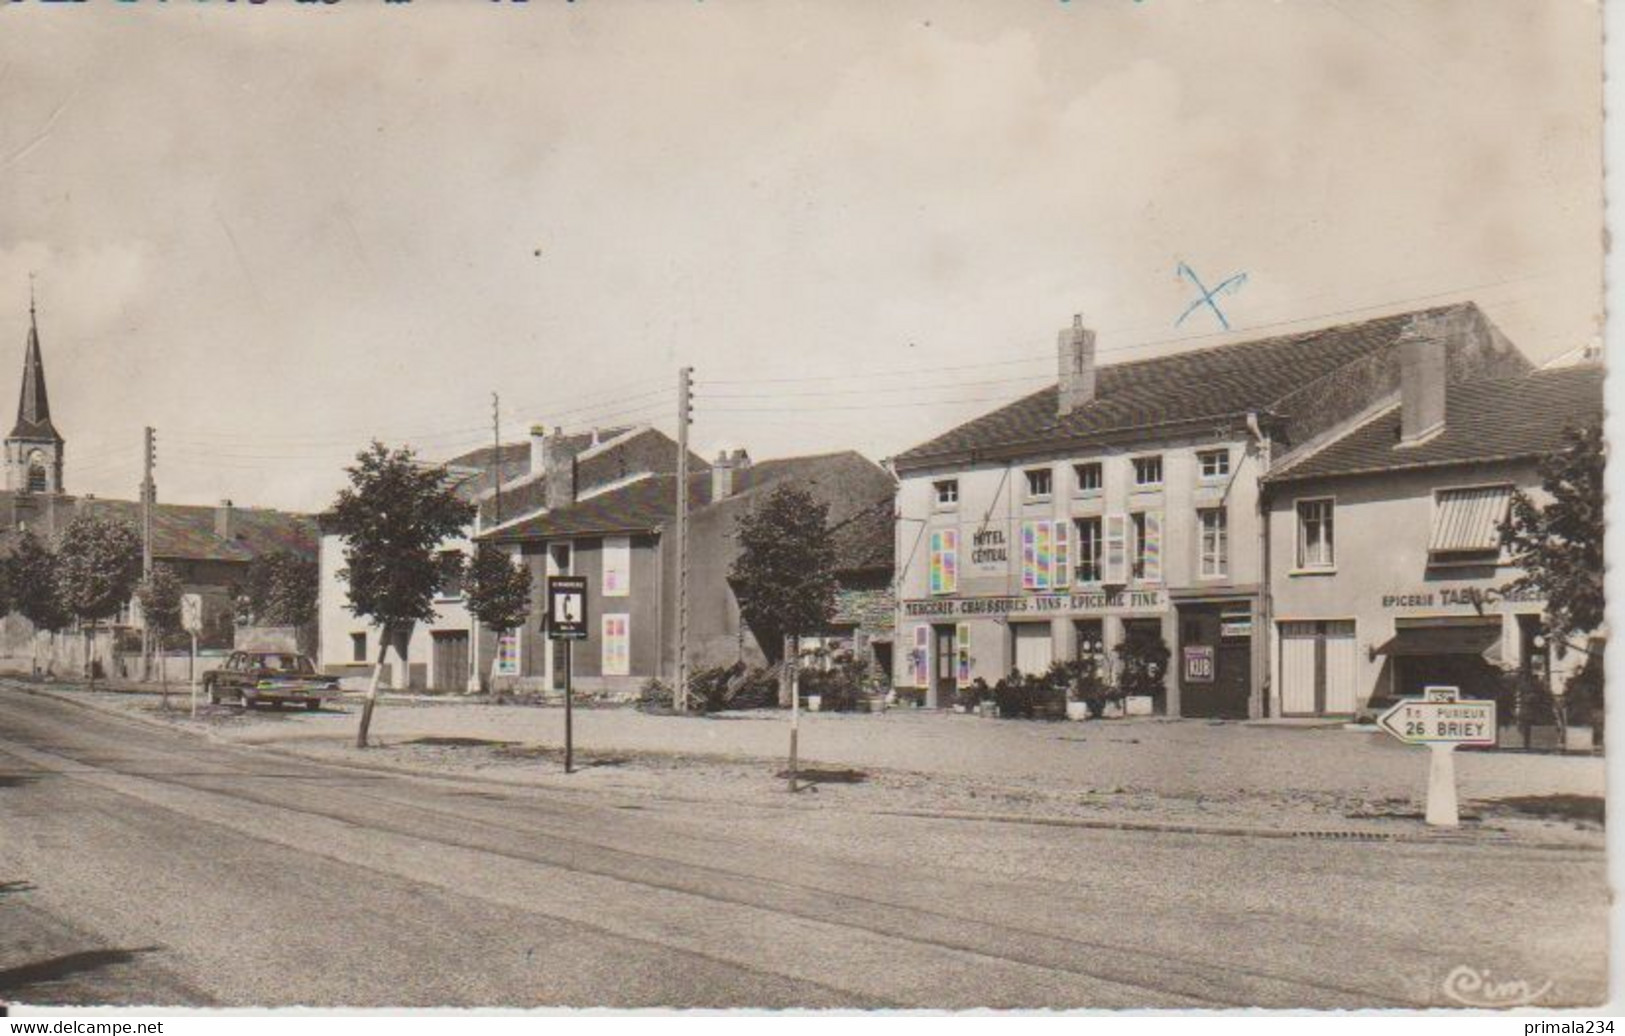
[904,588,1165,619]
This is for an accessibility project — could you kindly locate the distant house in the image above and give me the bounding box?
[315,423,704,691]
[0,302,318,673]
[480,449,897,698]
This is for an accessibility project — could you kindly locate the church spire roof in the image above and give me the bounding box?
[11,289,62,443]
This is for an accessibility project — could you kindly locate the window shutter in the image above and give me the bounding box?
[1053,520,1070,589]
[1103,513,1128,584]
[955,623,971,686]
[913,626,930,688]
[1142,511,1163,584]
[1034,521,1052,590]
[1021,521,1038,590]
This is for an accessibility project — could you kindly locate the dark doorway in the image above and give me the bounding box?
[432,631,469,692]
[932,625,957,709]
[1177,605,1250,719]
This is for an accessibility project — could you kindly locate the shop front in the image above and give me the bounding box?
[1173,593,1256,720]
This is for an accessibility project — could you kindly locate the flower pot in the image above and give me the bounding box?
[1102,699,1126,719]
[1065,701,1090,721]
[806,694,822,713]
[1124,695,1154,716]
[952,704,967,714]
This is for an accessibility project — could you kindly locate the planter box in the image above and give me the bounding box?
[1065,701,1091,721]
[1566,725,1596,753]
[806,695,822,713]
[1124,695,1155,717]
[951,704,967,714]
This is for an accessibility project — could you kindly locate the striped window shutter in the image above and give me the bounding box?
[1053,520,1071,589]
[913,625,930,688]
[1141,511,1164,584]
[956,623,971,686]
[1103,513,1128,584]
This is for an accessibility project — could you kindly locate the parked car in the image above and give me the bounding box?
[203,651,340,710]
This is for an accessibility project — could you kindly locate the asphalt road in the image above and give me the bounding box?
[0,683,1607,1009]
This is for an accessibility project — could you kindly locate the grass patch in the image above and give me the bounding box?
[1481,794,1604,826]
[406,736,520,749]
[775,767,867,785]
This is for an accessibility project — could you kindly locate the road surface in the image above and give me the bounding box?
[0,683,1606,1009]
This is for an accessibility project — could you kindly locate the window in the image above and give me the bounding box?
[933,479,959,508]
[1073,462,1103,495]
[351,632,367,663]
[1199,507,1228,577]
[1075,516,1104,583]
[1133,455,1163,488]
[602,536,632,596]
[26,456,46,494]
[495,629,520,676]
[1297,499,1335,569]
[1024,468,1053,500]
[1131,511,1164,582]
[1197,449,1230,481]
[928,528,958,595]
[1429,485,1513,562]
[435,550,466,599]
[602,614,630,676]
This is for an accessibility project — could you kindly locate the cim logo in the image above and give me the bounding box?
[1441,965,1554,1008]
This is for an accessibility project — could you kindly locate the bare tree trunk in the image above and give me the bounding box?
[158,626,170,710]
[355,628,391,748]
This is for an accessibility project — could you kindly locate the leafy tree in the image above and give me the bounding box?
[1501,420,1606,741]
[243,550,319,628]
[326,442,476,747]
[730,484,837,707]
[8,530,69,675]
[136,564,184,702]
[463,544,531,690]
[54,514,143,687]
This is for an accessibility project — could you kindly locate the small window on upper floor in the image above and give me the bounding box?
[1132,455,1163,489]
[1024,468,1053,501]
[933,479,959,509]
[1197,449,1230,481]
[1073,462,1103,495]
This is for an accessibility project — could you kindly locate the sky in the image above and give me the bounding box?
[0,0,1605,514]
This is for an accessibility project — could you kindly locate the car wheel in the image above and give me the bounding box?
[241,693,255,710]
[206,680,221,706]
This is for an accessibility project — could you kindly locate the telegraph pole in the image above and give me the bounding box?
[675,367,693,711]
[491,392,502,525]
[141,426,156,679]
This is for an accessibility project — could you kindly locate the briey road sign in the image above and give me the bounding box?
[1378,696,1497,746]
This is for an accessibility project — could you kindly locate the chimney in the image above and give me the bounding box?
[711,449,735,500]
[1398,328,1447,446]
[543,425,576,509]
[216,499,236,540]
[1057,313,1097,417]
[529,423,548,477]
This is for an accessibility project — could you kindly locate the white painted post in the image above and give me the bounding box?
[189,632,199,719]
[1426,743,1460,827]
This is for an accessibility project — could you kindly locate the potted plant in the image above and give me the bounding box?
[1115,635,1170,716]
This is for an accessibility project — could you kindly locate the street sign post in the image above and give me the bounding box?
[181,594,203,718]
[546,576,588,774]
[1377,686,1497,827]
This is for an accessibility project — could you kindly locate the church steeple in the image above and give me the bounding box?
[6,286,65,495]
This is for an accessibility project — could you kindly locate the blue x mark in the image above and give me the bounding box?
[1175,262,1248,331]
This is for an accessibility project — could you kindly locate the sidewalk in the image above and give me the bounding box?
[9,678,1605,846]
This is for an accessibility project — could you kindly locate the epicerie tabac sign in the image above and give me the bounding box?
[1380,585,1545,610]
[903,589,1165,619]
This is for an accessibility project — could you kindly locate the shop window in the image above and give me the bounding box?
[933,479,959,509]
[1197,449,1230,481]
[1074,516,1103,583]
[1132,455,1163,489]
[1296,498,1335,569]
[1199,507,1228,578]
[1073,461,1103,496]
[1024,467,1053,501]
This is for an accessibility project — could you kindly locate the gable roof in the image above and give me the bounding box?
[1265,365,1605,483]
[893,304,1497,472]
[828,497,896,574]
[0,493,318,564]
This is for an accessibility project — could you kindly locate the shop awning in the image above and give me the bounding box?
[1373,619,1501,659]
[1429,485,1513,553]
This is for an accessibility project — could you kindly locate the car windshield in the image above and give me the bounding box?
[255,654,315,675]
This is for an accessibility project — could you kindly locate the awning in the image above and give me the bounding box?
[1429,485,1513,553]
[1373,619,1501,660]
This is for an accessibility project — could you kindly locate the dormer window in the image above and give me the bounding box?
[1024,468,1053,501]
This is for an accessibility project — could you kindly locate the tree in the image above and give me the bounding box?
[730,484,838,705]
[54,514,143,688]
[136,564,184,704]
[463,543,531,692]
[243,550,319,628]
[8,530,69,676]
[326,441,476,747]
[1500,420,1606,742]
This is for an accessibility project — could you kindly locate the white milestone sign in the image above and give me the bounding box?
[181,593,204,634]
[1377,685,1498,828]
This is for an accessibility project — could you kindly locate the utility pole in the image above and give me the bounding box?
[491,392,502,525]
[675,367,693,712]
[141,426,156,680]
